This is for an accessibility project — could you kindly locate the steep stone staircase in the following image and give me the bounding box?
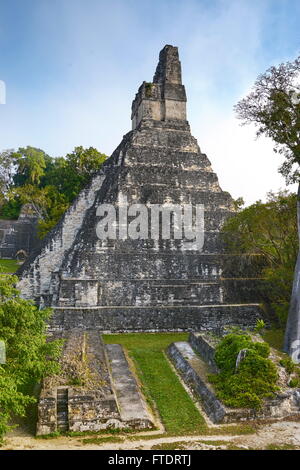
[56,388,69,432]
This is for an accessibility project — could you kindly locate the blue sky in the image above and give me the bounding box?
[0,0,299,204]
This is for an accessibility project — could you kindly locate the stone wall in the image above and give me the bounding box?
[0,205,40,260]
[37,330,153,434]
[49,304,262,333]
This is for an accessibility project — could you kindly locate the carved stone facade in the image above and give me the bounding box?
[17,45,263,332]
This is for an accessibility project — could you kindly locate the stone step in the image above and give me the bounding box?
[56,388,68,432]
[50,303,262,332]
[106,344,153,429]
[59,280,226,308]
[57,403,67,412]
[125,147,212,170]
[126,166,221,191]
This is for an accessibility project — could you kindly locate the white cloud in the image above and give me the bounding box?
[192,112,297,205]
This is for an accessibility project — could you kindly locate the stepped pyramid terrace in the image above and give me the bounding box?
[17,45,263,333]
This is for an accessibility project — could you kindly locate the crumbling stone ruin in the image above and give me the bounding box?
[168,332,300,423]
[37,330,154,435]
[0,203,40,260]
[17,45,263,333]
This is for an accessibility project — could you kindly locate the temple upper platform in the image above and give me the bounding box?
[131,45,187,129]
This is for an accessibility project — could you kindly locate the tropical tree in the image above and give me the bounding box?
[0,274,62,439]
[12,146,47,186]
[0,146,107,236]
[51,146,107,202]
[234,55,300,358]
[222,191,297,326]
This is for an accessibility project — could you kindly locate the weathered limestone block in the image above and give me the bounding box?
[106,344,153,428]
[68,390,120,432]
[36,387,57,435]
[189,332,219,372]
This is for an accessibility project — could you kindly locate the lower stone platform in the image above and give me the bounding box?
[48,303,263,333]
[167,333,300,424]
[36,330,154,435]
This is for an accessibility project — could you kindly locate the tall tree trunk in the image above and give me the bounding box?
[284,182,300,362]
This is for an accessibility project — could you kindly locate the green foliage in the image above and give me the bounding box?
[12,147,47,186]
[35,431,61,439]
[214,334,270,373]
[0,146,107,237]
[279,357,295,374]
[271,302,290,328]
[0,199,22,219]
[41,146,107,203]
[234,56,300,183]
[234,56,300,357]
[232,197,245,210]
[208,334,278,409]
[222,190,297,324]
[279,356,300,387]
[0,259,19,274]
[223,191,297,270]
[262,328,284,351]
[288,378,300,388]
[145,82,153,98]
[254,319,266,333]
[34,186,69,238]
[0,275,62,440]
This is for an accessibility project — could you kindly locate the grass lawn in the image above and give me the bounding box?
[0,259,19,273]
[103,332,208,435]
[262,328,285,351]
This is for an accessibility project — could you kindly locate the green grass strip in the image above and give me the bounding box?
[0,259,19,273]
[262,328,285,352]
[103,333,207,435]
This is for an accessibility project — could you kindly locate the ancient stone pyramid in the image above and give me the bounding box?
[18,45,262,332]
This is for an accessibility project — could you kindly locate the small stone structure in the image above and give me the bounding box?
[37,330,153,435]
[0,204,40,261]
[17,45,264,333]
[167,332,300,423]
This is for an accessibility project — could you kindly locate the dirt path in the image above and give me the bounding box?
[2,421,300,450]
